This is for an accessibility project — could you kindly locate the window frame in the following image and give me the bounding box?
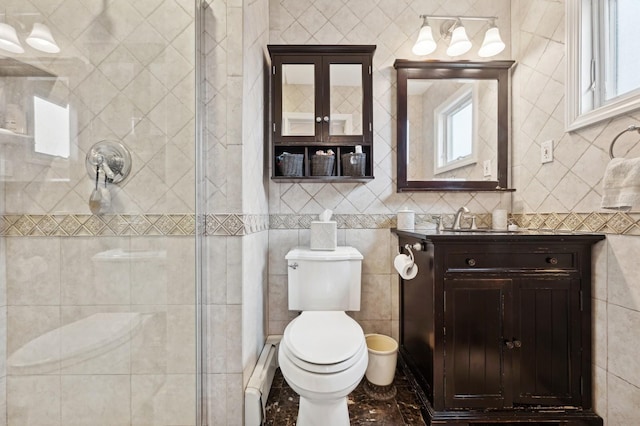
[433,85,478,174]
[566,0,640,131]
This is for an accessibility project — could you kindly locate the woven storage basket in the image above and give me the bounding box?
[276,153,303,176]
[311,154,335,176]
[341,153,366,176]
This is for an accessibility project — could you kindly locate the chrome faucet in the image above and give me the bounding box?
[452,206,470,230]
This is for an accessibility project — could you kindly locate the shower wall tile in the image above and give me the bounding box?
[206,373,243,426]
[60,237,132,306]
[6,238,61,306]
[166,305,197,374]
[7,306,61,366]
[2,0,195,217]
[131,374,196,425]
[61,375,131,425]
[7,375,61,425]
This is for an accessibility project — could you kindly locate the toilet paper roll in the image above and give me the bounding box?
[397,209,415,231]
[393,254,418,280]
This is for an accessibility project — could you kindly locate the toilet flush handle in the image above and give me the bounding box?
[288,262,299,270]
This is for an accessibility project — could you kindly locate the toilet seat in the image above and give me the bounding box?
[282,311,365,374]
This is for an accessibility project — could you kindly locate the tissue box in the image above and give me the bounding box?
[310,221,337,250]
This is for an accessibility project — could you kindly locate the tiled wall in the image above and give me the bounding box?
[512,1,640,424]
[201,0,270,425]
[0,0,197,424]
[267,0,512,343]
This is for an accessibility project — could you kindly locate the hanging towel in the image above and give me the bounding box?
[601,157,640,211]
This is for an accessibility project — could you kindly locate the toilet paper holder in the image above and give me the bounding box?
[397,242,423,268]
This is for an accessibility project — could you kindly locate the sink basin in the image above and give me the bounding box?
[441,228,524,233]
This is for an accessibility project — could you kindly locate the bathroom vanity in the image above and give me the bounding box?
[394,229,605,425]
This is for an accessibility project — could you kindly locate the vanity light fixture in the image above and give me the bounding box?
[26,23,60,53]
[0,12,60,54]
[445,19,472,57]
[411,15,437,56]
[478,19,505,57]
[412,15,505,58]
[0,22,24,54]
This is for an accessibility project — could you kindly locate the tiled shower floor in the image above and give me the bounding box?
[264,359,427,425]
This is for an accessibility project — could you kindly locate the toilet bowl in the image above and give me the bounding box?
[281,246,365,425]
[278,311,368,426]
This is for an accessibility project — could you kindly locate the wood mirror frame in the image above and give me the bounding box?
[394,60,515,192]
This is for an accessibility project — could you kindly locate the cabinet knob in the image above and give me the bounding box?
[513,340,522,348]
[316,117,322,123]
[323,116,330,122]
[505,340,515,349]
[546,257,558,265]
[466,258,477,267]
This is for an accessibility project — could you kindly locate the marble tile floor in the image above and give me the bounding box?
[264,360,427,425]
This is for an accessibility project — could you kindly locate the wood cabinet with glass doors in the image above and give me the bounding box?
[267,45,375,181]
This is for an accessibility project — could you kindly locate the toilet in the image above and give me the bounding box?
[278,246,368,426]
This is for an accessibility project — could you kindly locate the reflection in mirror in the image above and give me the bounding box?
[394,60,515,191]
[407,79,497,181]
[281,64,315,136]
[329,64,363,136]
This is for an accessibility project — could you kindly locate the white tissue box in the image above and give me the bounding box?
[310,221,337,250]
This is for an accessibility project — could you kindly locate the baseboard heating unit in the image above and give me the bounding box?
[244,335,281,426]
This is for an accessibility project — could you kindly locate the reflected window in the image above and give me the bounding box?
[33,95,70,158]
[434,86,476,174]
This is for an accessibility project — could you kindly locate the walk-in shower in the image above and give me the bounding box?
[0,1,206,424]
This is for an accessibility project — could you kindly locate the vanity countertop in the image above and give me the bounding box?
[393,228,606,243]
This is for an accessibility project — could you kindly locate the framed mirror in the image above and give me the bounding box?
[394,60,515,191]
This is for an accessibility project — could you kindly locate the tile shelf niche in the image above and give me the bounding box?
[268,45,376,182]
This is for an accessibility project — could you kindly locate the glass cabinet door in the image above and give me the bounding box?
[281,63,317,137]
[328,63,363,137]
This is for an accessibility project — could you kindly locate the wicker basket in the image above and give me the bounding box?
[341,153,366,176]
[276,153,303,176]
[311,154,335,176]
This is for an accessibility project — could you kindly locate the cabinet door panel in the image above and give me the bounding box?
[444,277,512,409]
[273,56,322,143]
[323,55,372,144]
[514,277,581,406]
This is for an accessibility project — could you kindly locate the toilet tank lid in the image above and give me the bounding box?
[286,246,363,261]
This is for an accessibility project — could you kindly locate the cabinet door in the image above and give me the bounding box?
[513,276,582,407]
[273,56,322,143]
[443,277,512,409]
[323,55,372,144]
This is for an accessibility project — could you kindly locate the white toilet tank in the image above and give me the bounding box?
[285,246,363,311]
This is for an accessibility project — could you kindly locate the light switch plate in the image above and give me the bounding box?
[483,159,491,177]
[541,140,553,164]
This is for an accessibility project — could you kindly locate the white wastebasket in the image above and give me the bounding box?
[364,334,398,386]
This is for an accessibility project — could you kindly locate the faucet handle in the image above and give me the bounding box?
[431,215,444,231]
[470,215,478,230]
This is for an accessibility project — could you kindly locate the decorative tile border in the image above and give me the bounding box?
[0,214,197,237]
[2,212,640,236]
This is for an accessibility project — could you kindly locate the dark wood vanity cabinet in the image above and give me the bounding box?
[267,45,375,181]
[395,230,605,425]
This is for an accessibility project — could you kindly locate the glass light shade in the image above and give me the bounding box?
[412,24,437,56]
[446,25,472,57]
[478,26,505,57]
[26,23,60,53]
[0,22,24,54]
